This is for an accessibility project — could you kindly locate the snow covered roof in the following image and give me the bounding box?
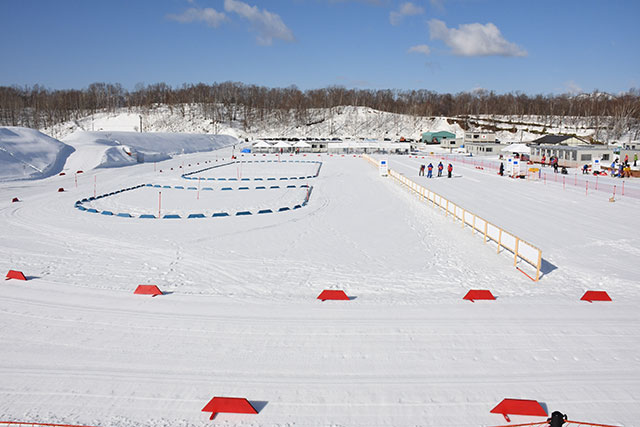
[501,143,531,154]
[532,135,589,145]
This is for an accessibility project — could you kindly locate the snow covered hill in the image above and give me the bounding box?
[0,127,75,182]
[0,127,238,182]
[61,131,238,173]
[41,104,639,145]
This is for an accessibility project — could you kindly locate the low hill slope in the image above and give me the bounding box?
[0,127,75,182]
[61,131,238,172]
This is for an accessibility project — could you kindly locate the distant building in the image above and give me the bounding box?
[529,134,613,167]
[530,144,613,167]
[421,131,456,144]
[464,142,505,156]
[464,131,497,144]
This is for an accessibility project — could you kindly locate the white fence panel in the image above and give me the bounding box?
[518,240,541,267]
[486,223,501,242]
[475,217,487,233]
[500,231,517,252]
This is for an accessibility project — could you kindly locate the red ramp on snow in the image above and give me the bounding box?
[134,285,163,296]
[202,397,258,420]
[11,197,19,203]
[463,289,496,302]
[490,398,547,422]
[317,290,350,301]
[6,270,27,281]
[581,290,612,303]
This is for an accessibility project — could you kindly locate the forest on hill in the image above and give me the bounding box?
[1,82,639,140]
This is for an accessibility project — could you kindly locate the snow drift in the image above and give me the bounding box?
[61,131,238,172]
[0,127,75,182]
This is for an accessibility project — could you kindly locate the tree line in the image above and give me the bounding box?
[1,82,638,138]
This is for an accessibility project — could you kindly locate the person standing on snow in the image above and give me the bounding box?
[437,162,444,177]
[582,163,589,174]
[419,164,425,176]
[427,163,433,178]
[634,153,638,167]
[447,163,453,178]
[499,162,504,176]
[541,154,546,167]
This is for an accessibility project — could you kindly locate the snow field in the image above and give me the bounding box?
[1,148,639,426]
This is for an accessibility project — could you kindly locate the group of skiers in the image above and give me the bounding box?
[419,162,453,178]
[540,155,562,173]
[611,155,634,178]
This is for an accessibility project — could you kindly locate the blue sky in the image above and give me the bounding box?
[1,0,639,95]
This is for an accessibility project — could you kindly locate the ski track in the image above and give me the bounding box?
[1,149,639,426]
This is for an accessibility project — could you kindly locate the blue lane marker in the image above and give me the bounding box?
[163,214,181,219]
[278,207,290,212]
[117,213,132,218]
[221,187,232,191]
[258,209,273,214]
[212,212,230,217]
[101,211,114,216]
[188,213,206,219]
[236,211,252,216]
[140,214,156,219]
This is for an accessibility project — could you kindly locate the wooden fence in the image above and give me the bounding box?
[363,154,543,281]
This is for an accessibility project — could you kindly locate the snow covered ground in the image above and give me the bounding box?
[1,142,639,426]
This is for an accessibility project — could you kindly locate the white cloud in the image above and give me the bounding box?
[408,44,431,55]
[565,80,583,94]
[224,0,295,45]
[428,19,527,57]
[167,7,227,28]
[390,2,424,26]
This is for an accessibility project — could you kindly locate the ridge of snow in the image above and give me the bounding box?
[0,126,75,182]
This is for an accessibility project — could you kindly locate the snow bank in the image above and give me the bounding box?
[0,126,75,182]
[61,131,238,171]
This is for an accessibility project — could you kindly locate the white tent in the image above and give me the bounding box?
[501,143,531,154]
[252,140,272,148]
[273,141,292,148]
[292,141,312,148]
